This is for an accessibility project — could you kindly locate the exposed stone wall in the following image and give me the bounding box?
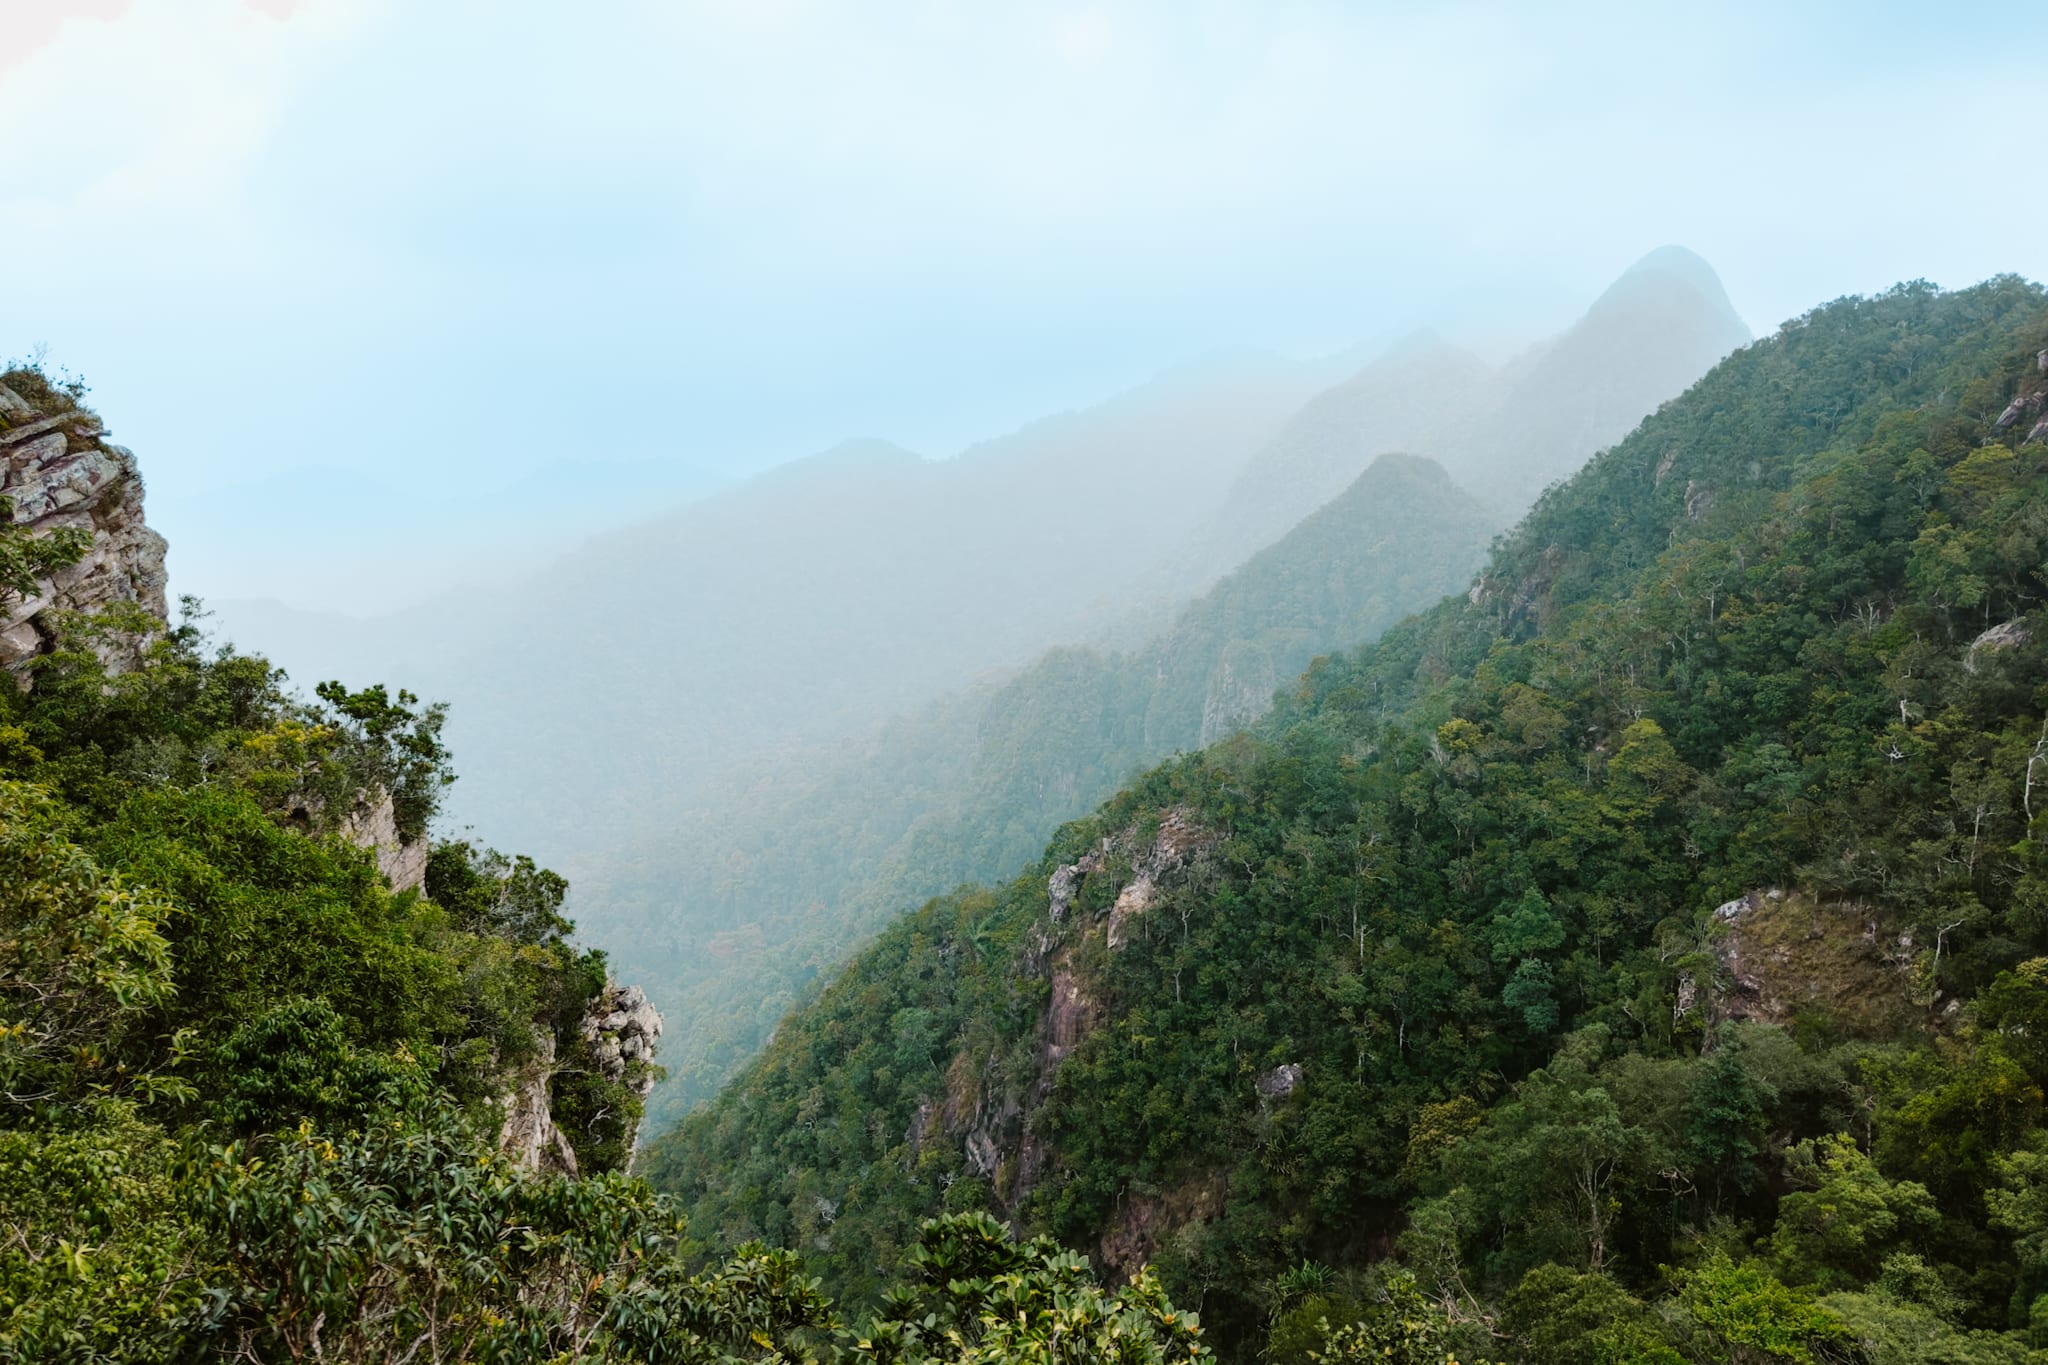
[0,377,169,680]
[499,982,665,1176]
[499,1030,583,1175]
[580,982,664,1102]
[915,806,1224,1271]
[336,787,429,894]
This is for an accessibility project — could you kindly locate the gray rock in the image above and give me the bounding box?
[1684,478,1715,520]
[1257,1062,1303,1099]
[1972,620,2031,652]
[499,1029,580,1176]
[338,788,428,893]
[1713,894,1754,921]
[1,396,167,683]
[1200,639,1279,745]
[578,980,666,1103]
[0,409,98,446]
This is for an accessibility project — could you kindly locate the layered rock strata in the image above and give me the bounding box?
[0,377,168,679]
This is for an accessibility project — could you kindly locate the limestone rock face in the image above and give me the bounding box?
[1699,889,1928,1039]
[499,1030,581,1176]
[580,982,664,1101]
[921,807,1223,1222]
[1198,638,1279,745]
[0,380,168,680]
[336,787,429,893]
[1257,1062,1304,1100]
[500,982,666,1175]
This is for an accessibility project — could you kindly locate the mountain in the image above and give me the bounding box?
[210,250,1745,881]
[1167,246,1751,588]
[205,250,1750,1136]
[208,351,1327,862]
[645,276,2048,1363]
[572,252,1747,1125]
[4,355,1223,1363]
[583,451,1499,1122]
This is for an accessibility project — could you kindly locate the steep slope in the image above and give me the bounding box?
[1458,243,1753,511]
[585,452,1498,1122]
[647,278,2048,1362]
[582,256,1745,1125]
[210,352,1324,863]
[1170,333,1490,585]
[1171,246,1749,588]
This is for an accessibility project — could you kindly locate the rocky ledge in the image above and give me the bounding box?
[0,374,168,679]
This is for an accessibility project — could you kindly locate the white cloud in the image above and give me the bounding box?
[1,0,2044,608]
[0,0,383,275]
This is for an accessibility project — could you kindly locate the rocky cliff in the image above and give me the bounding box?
[2,360,665,1171]
[0,369,168,678]
[500,982,666,1175]
[909,808,1226,1273]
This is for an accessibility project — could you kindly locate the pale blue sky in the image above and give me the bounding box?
[3,0,2044,608]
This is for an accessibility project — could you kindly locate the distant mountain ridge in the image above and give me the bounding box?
[209,247,1753,1129]
[1165,245,1750,590]
[585,449,1499,1120]
[209,351,1327,860]
[647,275,2048,1365]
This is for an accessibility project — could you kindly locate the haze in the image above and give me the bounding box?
[4,0,2044,610]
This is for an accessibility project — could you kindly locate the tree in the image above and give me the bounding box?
[0,781,183,1112]
[1498,1264,1682,1365]
[1769,1135,1938,1291]
[1681,1254,1858,1365]
[850,1212,1210,1364]
[1301,1268,1493,1365]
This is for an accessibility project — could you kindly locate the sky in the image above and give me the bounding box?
[2,0,2045,610]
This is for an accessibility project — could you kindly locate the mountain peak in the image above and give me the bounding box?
[1358,450,1457,488]
[1590,244,1749,337]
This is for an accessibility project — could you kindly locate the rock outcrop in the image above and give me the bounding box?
[915,806,1222,1264]
[0,374,168,680]
[1996,353,2048,445]
[499,1030,582,1175]
[499,982,666,1175]
[1198,639,1279,745]
[336,787,429,894]
[580,982,665,1102]
[1682,889,1929,1039]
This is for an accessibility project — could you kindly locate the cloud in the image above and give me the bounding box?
[0,0,133,75]
[0,0,305,76]
[1,0,2045,609]
[0,0,377,275]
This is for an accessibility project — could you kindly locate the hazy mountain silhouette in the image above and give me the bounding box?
[580,451,1500,1120]
[1157,246,1750,594]
[210,352,1326,859]
[208,247,1750,1121]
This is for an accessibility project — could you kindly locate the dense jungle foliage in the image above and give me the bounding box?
[0,371,1225,1363]
[596,451,1496,1126]
[647,278,2048,1364]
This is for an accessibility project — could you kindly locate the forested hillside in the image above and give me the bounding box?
[208,252,1745,1138]
[647,277,2048,1364]
[580,252,1746,1126]
[595,452,1498,1120]
[0,365,1225,1363]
